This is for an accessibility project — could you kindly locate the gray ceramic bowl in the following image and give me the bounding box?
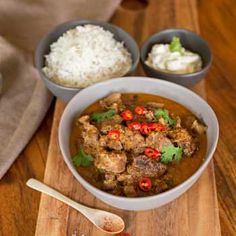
[35,20,140,102]
[140,29,212,87]
[59,76,219,211]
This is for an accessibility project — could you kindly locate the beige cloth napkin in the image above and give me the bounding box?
[0,0,121,179]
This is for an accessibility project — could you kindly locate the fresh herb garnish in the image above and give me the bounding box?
[161,145,183,164]
[72,149,94,167]
[154,108,176,126]
[169,36,183,53]
[90,109,116,123]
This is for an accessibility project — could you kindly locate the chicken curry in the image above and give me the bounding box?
[70,93,207,197]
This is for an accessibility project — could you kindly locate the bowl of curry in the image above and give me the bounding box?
[59,77,219,210]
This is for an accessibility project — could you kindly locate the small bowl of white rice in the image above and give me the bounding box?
[35,20,139,102]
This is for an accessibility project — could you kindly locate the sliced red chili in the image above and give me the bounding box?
[144,147,161,160]
[108,129,120,140]
[140,123,151,135]
[148,123,166,132]
[134,106,146,115]
[139,177,152,192]
[127,121,141,131]
[121,110,133,121]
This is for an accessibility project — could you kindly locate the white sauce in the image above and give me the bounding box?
[145,44,202,74]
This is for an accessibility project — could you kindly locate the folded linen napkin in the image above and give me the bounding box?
[0,0,121,179]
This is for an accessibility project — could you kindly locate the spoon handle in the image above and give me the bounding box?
[26,178,94,215]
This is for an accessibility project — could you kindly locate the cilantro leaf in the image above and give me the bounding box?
[169,36,183,53]
[90,109,116,123]
[161,145,183,164]
[154,109,176,126]
[72,149,94,167]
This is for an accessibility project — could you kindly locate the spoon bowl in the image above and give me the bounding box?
[26,178,125,234]
[93,211,125,234]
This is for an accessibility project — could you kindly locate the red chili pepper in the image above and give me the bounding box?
[108,129,120,140]
[121,110,133,121]
[144,147,161,160]
[148,123,166,132]
[127,121,141,131]
[134,106,146,115]
[140,123,151,135]
[139,177,152,192]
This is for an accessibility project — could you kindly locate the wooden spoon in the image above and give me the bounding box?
[26,178,125,234]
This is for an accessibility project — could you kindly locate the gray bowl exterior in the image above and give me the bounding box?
[35,20,140,103]
[59,77,219,211]
[140,29,212,88]
[41,75,79,103]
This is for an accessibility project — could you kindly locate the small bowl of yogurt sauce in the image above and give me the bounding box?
[140,29,212,87]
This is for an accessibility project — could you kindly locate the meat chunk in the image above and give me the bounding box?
[103,173,117,190]
[100,93,123,112]
[99,135,123,151]
[117,155,167,194]
[146,102,164,109]
[168,127,197,156]
[158,117,166,125]
[78,115,99,155]
[191,120,207,135]
[183,116,195,128]
[100,116,123,134]
[78,115,91,126]
[128,155,167,178]
[123,185,137,197]
[95,149,127,173]
[117,173,134,184]
[175,116,182,128]
[152,179,169,193]
[144,110,156,122]
[120,127,146,154]
[146,132,172,151]
[99,124,123,151]
[183,116,207,135]
[100,125,146,153]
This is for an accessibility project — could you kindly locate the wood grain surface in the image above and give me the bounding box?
[198,1,236,235]
[0,0,235,235]
[35,0,220,235]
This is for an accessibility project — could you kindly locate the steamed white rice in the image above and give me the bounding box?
[43,24,132,88]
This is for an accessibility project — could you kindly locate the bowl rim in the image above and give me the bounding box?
[59,76,219,203]
[140,28,213,78]
[35,19,140,90]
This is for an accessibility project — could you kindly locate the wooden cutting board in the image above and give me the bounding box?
[35,0,221,235]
